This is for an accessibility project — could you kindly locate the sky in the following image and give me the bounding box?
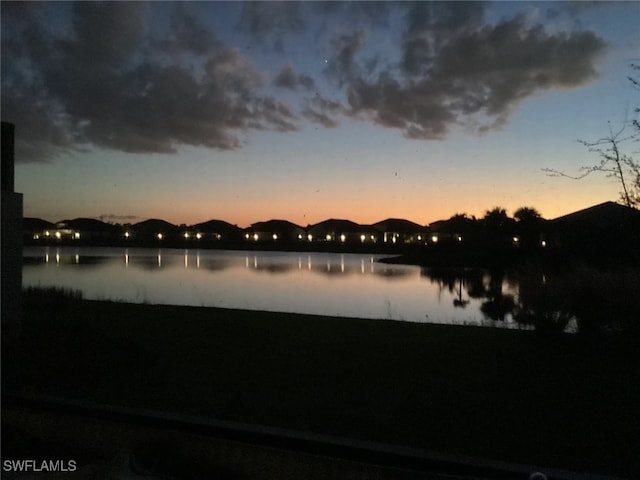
[2,1,639,227]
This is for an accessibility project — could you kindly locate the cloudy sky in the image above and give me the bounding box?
[2,1,638,226]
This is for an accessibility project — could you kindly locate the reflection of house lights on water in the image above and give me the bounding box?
[56,254,60,265]
[184,253,188,268]
[125,253,129,266]
[196,253,200,269]
[157,254,162,267]
[75,254,79,264]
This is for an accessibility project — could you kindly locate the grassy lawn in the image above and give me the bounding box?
[3,294,640,477]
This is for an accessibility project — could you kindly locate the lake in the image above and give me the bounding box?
[23,246,529,328]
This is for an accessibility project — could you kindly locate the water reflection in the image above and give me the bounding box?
[24,247,488,325]
[23,247,637,335]
[425,267,519,322]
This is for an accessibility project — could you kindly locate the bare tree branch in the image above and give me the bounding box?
[543,63,640,209]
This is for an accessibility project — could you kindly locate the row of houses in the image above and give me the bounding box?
[24,217,429,246]
[23,202,640,253]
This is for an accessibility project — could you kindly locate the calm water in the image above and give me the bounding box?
[23,246,526,328]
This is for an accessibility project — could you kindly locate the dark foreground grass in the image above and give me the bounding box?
[4,296,640,478]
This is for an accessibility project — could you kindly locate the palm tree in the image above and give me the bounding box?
[514,207,544,249]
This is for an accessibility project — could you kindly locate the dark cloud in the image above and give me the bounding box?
[1,2,300,162]
[338,6,606,140]
[68,2,149,67]
[545,1,607,21]
[160,3,219,56]
[312,1,393,29]
[302,96,345,129]
[432,18,606,116]
[236,1,303,52]
[402,1,485,76]
[323,31,367,87]
[1,1,611,162]
[274,64,315,90]
[347,76,453,139]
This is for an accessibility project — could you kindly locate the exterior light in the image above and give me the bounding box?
[298,234,303,240]
[360,234,366,242]
[392,236,397,244]
[307,234,313,241]
[417,235,422,241]
[340,234,346,243]
[74,232,80,239]
[326,234,332,241]
[184,232,190,239]
[196,233,202,240]
[273,233,278,240]
[253,233,259,241]
[457,235,463,242]
[513,236,520,243]
[216,234,221,240]
[431,235,438,243]
[157,233,163,240]
[541,240,547,248]
[45,231,50,237]
[124,231,130,239]
[55,231,61,239]
[33,234,40,240]
[245,233,250,239]
[370,235,375,241]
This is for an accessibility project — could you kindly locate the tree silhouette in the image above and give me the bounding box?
[483,207,510,228]
[513,207,542,224]
[544,63,640,208]
[514,207,544,249]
